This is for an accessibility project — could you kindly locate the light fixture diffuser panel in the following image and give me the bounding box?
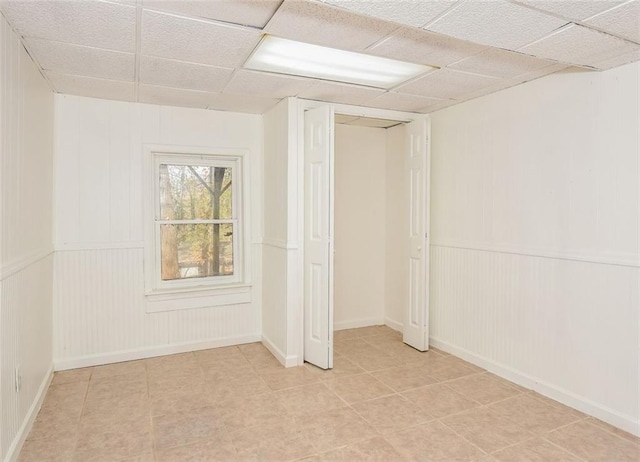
[244,36,434,89]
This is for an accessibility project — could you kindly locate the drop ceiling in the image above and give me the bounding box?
[1,0,638,115]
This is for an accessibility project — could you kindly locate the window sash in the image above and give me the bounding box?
[152,154,242,289]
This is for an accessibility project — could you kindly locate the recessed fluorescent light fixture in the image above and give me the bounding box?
[244,36,433,89]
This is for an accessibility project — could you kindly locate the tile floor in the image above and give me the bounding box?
[20,326,640,461]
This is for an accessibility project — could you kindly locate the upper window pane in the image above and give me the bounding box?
[159,164,232,220]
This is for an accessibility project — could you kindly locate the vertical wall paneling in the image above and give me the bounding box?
[53,95,263,368]
[1,14,55,461]
[429,62,640,435]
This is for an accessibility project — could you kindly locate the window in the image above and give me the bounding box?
[144,147,250,311]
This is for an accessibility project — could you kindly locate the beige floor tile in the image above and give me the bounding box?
[231,418,316,461]
[52,367,93,386]
[79,406,151,434]
[371,363,439,392]
[488,393,585,434]
[92,359,146,380]
[19,433,77,462]
[352,325,395,337]
[492,437,582,461]
[74,424,152,462]
[430,362,483,382]
[586,417,640,445]
[146,353,201,380]
[260,365,320,390]
[87,373,148,401]
[325,373,394,404]
[27,407,81,442]
[333,338,372,356]
[297,407,379,453]
[546,420,640,462]
[121,453,156,462]
[441,407,535,453]
[386,420,487,461]
[402,382,481,418]
[40,381,88,415]
[150,387,215,417]
[148,373,206,398]
[343,350,400,371]
[274,382,346,416]
[333,328,362,341]
[156,438,237,462]
[351,394,434,433]
[445,372,525,405]
[218,392,287,432]
[153,406,225,450]
[304,356,365,381]
[315,436,409,461]
[195,346,253,371]
[207,370,271,402]
[82,390,149,419]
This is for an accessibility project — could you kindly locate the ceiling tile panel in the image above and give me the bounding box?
[0,0,136,51]
[297,80,385,105]
[366,92,449,112]
[368,27,487,67]
[26,38,135,81]
[584,1,640,43]
[592,48,640,69]
[513,0,625,21]
[519,24,640,68]
[223,70,315,98]
[141,10,262,67]
[264,0,397,51]
[139,55,234,92]
[395,69,500,99]
[142,0,282,28]
[138,84,216,108]
[449,48,554,78]
[325,0,458,28]
[427,0,568,49]
[207,93,281,113]
[46,72,136,102]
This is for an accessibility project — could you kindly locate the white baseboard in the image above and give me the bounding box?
[334,317,384,331]
[54,334,261,371]
[429,337,640,438]
[5,366,54,462]
[384,317,403,333]
[261,334,299,368]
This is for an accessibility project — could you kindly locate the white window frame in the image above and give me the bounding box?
[143,145,251,312]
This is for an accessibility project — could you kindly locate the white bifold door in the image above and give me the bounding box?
[303,107,430,368]
[403,118,430,351]
[303,106,334,369]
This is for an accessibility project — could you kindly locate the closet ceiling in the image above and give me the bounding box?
[1,0,638,114]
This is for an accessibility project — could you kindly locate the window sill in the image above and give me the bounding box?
[145,284,252,313]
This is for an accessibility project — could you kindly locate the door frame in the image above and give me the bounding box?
[295,98,430,366]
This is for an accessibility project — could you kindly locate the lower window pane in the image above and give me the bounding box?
[160,223,234,280]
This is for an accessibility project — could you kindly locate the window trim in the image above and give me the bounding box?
[143,145,251,311]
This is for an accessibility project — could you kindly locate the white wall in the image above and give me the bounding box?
[262,98,301,366]
[384,124,407,329]
[53,94,264,368]
[430,63,640,435]
[334,124,387,329]
[0,15,54,461]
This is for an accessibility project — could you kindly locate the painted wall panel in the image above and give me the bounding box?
[430,62,640,434]
[334,124,387,328]
[53,94,263,366]
[0,14,54,461]
[384,124,406,328]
